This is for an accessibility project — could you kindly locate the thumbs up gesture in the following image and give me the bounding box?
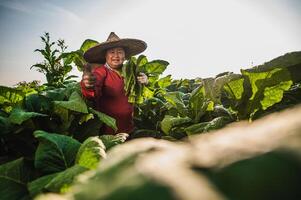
[82,63,96,89]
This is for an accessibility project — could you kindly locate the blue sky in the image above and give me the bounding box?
[0,0,300,86]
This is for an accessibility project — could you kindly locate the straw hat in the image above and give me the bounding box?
[84,32,147,64]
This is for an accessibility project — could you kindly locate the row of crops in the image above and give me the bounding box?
[1,33,301,199]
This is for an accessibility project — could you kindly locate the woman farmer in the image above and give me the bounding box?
[81,32,148,134]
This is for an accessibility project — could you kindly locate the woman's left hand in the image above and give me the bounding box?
[137,72,149,85]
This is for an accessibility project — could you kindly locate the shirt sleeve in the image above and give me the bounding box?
[81,66,107,100]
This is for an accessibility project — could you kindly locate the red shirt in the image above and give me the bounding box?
[81,65,134,134]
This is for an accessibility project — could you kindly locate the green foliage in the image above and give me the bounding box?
[89,108,117,133]
[122,55,169,104]
[160,115,192,135]
[75,136,106,169]
[31,32,77,87]
[9,107,47,125]
[54,91,89,114]
[62,39,99,72]
[0,86,25,113]
[1,33,301,199]
[222,67,293,119]
[43,165,88,193]
[204,152,301,200]
[0,158,34,200]
[99,133,129,151]
[34,130,81,174]
[61,152,174,200]
[185,116,230,135]
[28,173,59,197]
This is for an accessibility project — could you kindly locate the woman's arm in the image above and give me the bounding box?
[81,64,106,99]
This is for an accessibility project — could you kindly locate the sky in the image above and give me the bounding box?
[0,0,300,86]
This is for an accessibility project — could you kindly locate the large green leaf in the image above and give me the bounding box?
[44,165,88,193]
[34,130,81,174]
[250,51,301,82]
[89,108,117,132]
[0,86,25,105]
[44,87,67,101]
[160,115,191,135]
[203,73,242,104]
[9,107,47,125]
[222,77,246,112]
[221,67,293,119]
[157,75,172,88]
[51,102,77,134]
[0,158,34,200]
[28,173,59,198]
[185,116,230,135]
[75,136,106,169]
[144,60,169,76]
[52,146,175,200]
[65,50,86,72]
[188,85,211,123]
[54,91,88,113]
[70,118,103,142]
[164,92,188,116]
[25,94,52,113]
[223,78,245,101]
[0,86,25,113]
[136,55,148,68]
[0,115,14,135]
[241,68,293,119]
[80,39,99,53]
[99,133,129,151]
[122,57,143,104]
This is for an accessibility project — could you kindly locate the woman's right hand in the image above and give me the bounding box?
[82,63,96,89]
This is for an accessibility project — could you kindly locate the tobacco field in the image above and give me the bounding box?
[1,33,301,200]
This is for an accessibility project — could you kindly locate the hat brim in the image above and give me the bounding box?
[83,38,147,64]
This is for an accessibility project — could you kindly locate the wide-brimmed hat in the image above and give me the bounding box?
[84,32,147,64]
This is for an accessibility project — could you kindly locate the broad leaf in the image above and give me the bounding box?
[164,92,188,116]
[9,107,47,125]
[79,113,94,125]
[185,116,230,135]
[0,158,34,200]
[44,165,88,193]
[189,86,211,122]
[242,68,293,119]
[0,115,14,135]
[157,75,172,88]
[99,133,129,151]
[53,147,174,200]
[144,60,169,76]
[136,55,148,67]
[54,91,88,113]
[76,137,106,169]
[34,130,81,174]
[80,39,99,53]
[250,51,301,83]
[205,73,242,104]
[28,173,59,198]
[70,118,103,142]
[89,108,117,132]
[0,86,25,113]
[25,94,52,113]
[160,115,191,135]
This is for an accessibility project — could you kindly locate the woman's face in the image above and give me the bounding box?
[105,47,125,69]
